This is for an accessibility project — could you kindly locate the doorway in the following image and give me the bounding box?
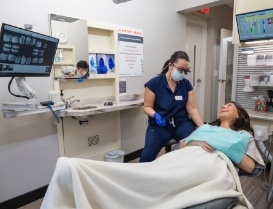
[216,29,234,115]
[185,19,207,119]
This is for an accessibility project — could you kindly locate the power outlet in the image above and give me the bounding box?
[49,91,60,103]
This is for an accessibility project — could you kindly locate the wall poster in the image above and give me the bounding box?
[118,26,143,76]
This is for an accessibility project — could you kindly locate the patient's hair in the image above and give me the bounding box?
[211,101,254,136]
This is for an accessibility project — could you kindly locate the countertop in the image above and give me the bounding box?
[2,102,66,118]
[60,98,144,117]
[2,98,144,119]
[246,108,273,121]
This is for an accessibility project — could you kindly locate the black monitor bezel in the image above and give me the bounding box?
[236,8,273,43]
[0,23,59,77]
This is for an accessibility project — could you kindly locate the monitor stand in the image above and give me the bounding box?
[2,98,38,111]
[2,77,38,111]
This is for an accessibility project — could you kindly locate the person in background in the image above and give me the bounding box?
[139,51,203,162]
[76,60,89,79]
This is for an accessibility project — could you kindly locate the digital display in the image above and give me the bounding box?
[236,9,273,42]
[0,23,59,77]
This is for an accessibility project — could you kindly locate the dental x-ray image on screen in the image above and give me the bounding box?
[0,23,59,77]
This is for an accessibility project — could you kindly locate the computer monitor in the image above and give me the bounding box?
[236,9,273,43]
[0,23,59,77]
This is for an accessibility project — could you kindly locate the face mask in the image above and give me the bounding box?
[77,71,81,77]
[171,69,185,81]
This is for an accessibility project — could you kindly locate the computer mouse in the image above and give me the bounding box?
[104,101,113,106]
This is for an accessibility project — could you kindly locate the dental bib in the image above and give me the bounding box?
[184,124,250,164]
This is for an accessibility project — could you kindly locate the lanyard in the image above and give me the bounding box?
[169,118,176,127]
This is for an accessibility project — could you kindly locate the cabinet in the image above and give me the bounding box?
[235,43,273,109]
[249,74,273,87]
[87,21,116,54]
[87,20,119,100]
[53,45,76,79]
[53,20,121,161]
[247,109,273,136]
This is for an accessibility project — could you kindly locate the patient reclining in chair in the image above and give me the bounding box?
[41,102,265,209]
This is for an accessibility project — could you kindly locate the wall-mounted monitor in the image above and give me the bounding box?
[236,8,273,43]
[0,23,59,77]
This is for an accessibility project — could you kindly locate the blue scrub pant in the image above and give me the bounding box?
[139,120,196,162]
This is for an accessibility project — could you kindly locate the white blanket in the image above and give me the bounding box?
[41,146,253,209]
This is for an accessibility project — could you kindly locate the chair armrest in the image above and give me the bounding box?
[238,167,263,177]
[172,142,180,151]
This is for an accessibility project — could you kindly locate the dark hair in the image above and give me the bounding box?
[161,51,190,74]
[210,101,254,136]
[77,60,89,72]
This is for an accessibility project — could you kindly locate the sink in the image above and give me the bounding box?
[72,105,97,110]
[66,105,98,117]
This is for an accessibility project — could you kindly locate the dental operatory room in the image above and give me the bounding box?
[4,0,273,208]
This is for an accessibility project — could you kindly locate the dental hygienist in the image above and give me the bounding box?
[76,60,89,79]
[139,51,203,162]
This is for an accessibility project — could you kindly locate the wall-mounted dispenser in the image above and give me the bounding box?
[243,76,254,92]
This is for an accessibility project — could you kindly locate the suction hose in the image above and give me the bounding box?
[253,125,273,162]
[257,140,273,162]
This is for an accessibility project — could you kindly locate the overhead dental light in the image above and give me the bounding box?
[113,0,132,4]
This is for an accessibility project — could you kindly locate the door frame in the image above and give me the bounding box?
[186,17,207,119]
[217,29,232,113]
[231,45,239,101]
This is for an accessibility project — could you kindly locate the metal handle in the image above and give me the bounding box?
[217,79,226,83]
[66,96,74,102]
[196,78,201,83]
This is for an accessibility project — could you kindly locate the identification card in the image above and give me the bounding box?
[175,96,183,100]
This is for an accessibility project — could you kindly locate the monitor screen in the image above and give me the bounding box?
[0,23,59,77]
[236,9,273,42]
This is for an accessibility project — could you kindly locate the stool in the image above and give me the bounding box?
[165,138,177,153]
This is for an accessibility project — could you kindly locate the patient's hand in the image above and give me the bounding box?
[186,140,215,153]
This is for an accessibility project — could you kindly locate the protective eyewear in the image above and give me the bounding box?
[172,64,191,75]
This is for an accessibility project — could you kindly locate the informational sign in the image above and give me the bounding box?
[118,26,143,76]
[119,79,126,95]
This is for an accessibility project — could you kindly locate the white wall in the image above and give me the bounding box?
[0,0,188,201]
[0,134,59,202]
[175,0,233,13]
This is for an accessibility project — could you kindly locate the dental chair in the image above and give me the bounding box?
[165,139,263,209]
[164,123,266,178]
[165,138,177,153]
[167,139,264,178]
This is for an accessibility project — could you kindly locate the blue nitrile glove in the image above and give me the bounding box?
[99,58,108,74]
[153,112,166,126]
[108,57,115,70]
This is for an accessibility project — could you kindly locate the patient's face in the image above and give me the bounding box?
[218,103,238,121]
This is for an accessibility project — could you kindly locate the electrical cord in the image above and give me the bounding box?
[47,103,59,123]
[257,134,273,192]
[8,77,29,99]
[266,134,273,201]
[260,137,272,191]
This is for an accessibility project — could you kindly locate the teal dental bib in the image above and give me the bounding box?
[184,124,250,164]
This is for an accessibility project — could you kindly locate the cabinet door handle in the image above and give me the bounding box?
[221,79,226,83]
[196,78,201,82]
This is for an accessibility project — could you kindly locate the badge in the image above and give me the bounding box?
[175,96,183,100]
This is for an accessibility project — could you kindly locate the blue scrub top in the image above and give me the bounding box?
[81,72,89,79]
[145,74,193,125]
